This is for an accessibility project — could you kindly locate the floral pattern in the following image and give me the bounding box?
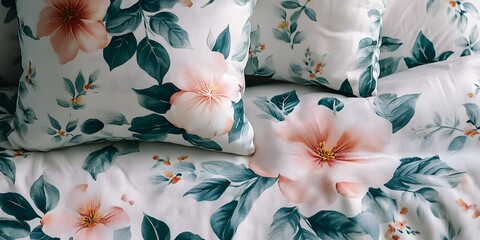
[8,0,255,155]
[247,0,385,97]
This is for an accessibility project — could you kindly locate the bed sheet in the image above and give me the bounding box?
[0,57,479,239]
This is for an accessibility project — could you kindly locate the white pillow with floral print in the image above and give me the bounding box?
[379,0,480,77]
[0,0,22,87]
[246,0,386,97]
[8,0,256,155]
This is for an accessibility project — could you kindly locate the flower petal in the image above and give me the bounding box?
[278,174,337,207]
[76,224,110,240]
[41,210,78,238]
[51,25,80,64]
[80,0,110,21]
[100,206,130,229]
[336,182,368,198]
[36,6,61,38]
[74,20,108,53]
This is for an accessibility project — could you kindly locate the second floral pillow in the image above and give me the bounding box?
[246,0,386,97]
[8,0,256,155]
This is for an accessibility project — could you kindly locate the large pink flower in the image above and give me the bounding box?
[41,184,129,240]
[165,51,242,139]
[37,0,110,64]
[250,104,396,207]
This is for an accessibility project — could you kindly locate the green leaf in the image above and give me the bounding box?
[339,80,354,97]
[182,133,222,152]
[106,4,142,35]
[30,176,60,214]
[0,156,15,183]
[113,227,132,240]
[212,26,231,59]
[448,136,467,153]
[350,212,379,240]
[137,38,170,84]
[359,65,376,97]
[62,78,75,98]
[82,145,119,180]
[175,232,204,240]
[373,93,420,133]
[304,7,317,21]
[66,119,78,133]
[254,97,285,121]
[133,83,180,114]
[271,90,300,116]
[210,200,238,240]
[413,187,447,220]
[30,225,59,240]
[411,31,435,63]
[228,100,248,143]
[142,214,170,240]
[307,211,372,240]
[379,57,401,78]
[184,178,231,201]
[273,29,290,44]
[269,207,301,239]
[281,1,301,9]
[385,156,465,191]
[80,119,105,135]
[139,0,162,12]
[362,188,397,223]
[103,33,137,70]
[0,218,30,239]
[74,71,86,94]
[0,193,40,221]
[381,36,403,52]
[464,103,479,126]
[114,141,140,156]
[292,31,306,44]
[47,114,61,131]
[293,228,318,240]
[150,12,191,48]
[201,161,256,182]
[129,114,183,141]
[232,20,251,62]
[318,98,344,113]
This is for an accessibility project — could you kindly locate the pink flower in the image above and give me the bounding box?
[37,0,110,64]
[41,184,129,240]
[165,51,242,138]
[250,104,395,207]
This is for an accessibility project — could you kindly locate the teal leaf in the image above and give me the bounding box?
[47,114,61,131]
[30,225,59,240]
[139,0,161,12]
[448,136,467,153]
[381,36,403,52]
[103,112,129,126]
[30,176,60,214]
[359,65,376,97]
[232,20,251,62]
[22,25,39,40]
[74,71,85,94]
[464,103,479,126]
[379,57,401,78]
[201,161,256,182]
[281,1,301,9]
[129,114,183,141]
[0,156,15,183]
[113,227,132,240]
[318,98,344,114]
[80,119,105,135]
[114,141,140,156]
[254,97,285,121]
[271,90,300,116]
[82,145,119,180]
[293,228,318,240]
[435,51,454,61]
[66,119,78,133]
[62,78,75,98]
[350,213,379,240]
[339,80,354,97]
[212,26,231,59]
[175,232,204,240]
[362,188,398,223]
[411,31,435,63]
[142,214,170,240]
[413,188,447,220]
[137,38,170,84]
[56,99,70,108]
[182,133,222,152]
[0,193,40,221]
[210,200,238,240]
[292,31,306,45]
[269,207,301,239]
[373,93,420,133]
[385,156,465,191]
[184,178,231,201]
[229,100,248,143]
[104,33,137,71]
[307,211,374,240]
[273,29,290,44]
[304,7,317,21]
[0,218,30,239]
[106,4,142,35]
[150,12,191,48]
[133,83,180,114]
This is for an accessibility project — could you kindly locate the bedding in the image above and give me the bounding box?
[0,0,22,87]
[0,56,479,239]
[8,0,256,155]
[247,0,386,97]
[380,0,480,77]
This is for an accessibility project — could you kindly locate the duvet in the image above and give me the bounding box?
[0,57,479,240]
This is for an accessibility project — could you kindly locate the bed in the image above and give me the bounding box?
[0,55,479,239]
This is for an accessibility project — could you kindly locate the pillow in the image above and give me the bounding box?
[8,0,256,155]
[0,0,22,87]
[0,88,16,149]
[246,0,386,97]
[379,0,480,77]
